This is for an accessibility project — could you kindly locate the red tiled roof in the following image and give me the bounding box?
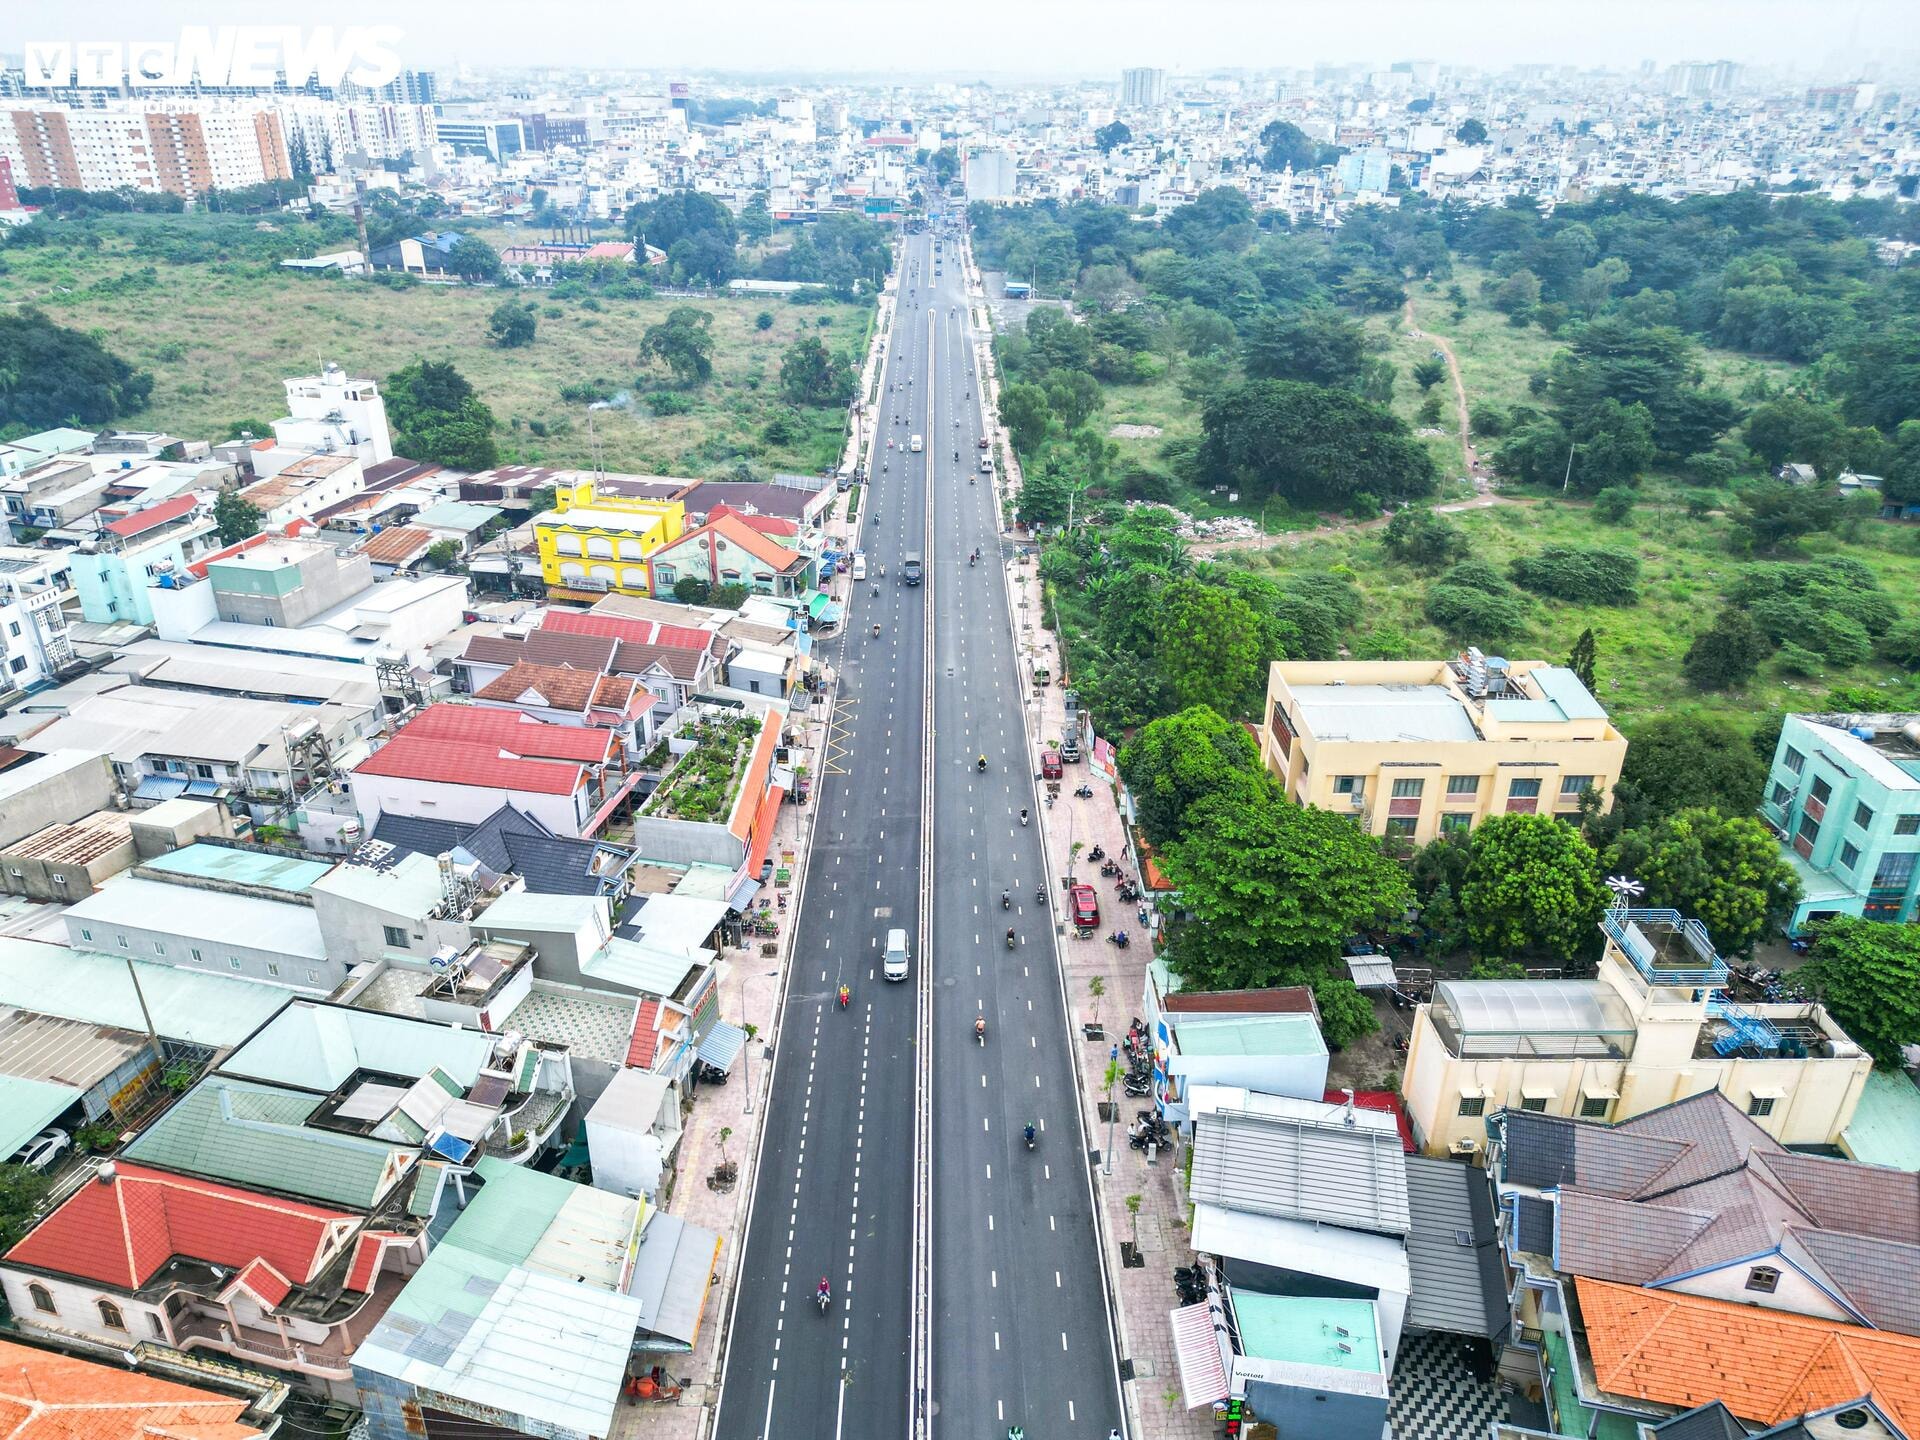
[544,608,712,652]
[346,1232,391,1293]
[706,502,800,539]
[627,998,663,1068]
[355,736,584,795]
[358,526,434,566]
[6,1161,352,1292]
[399,704,615,762]
[591,674,638,712]
[476,660,603,713]
[103,494,199,538]
[0,1337,263,1440]
[744,786,786,881]
[1166,986,1317,1017]
[224,1258,292,1308]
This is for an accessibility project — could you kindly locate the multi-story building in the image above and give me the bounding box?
[1402,904,1872,1158]
[433,116,525,161]
[533,479,686,599]
[272,362,393,466]
[67,495,220,626]
[1761,714,1920,932]
[0,102,292,196]
[964,148,1018,203]
[1260,652,1627,850]
[0,546,76,690]
[1119,67,1168,108]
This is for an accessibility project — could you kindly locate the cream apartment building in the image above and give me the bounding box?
[1402,906,1872,1158]
[1260,652,1627,848]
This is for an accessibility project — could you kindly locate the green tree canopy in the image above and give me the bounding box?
[212,490,261,545]
[1461,814,1607,961]
[444,234,501,282]
[779,336,856,406]
[1798,916,1920,1067]
[1683,607,1771,691]
[0,309,153,429]
[1117,705,1271,846]
[1094,121,1132,154]
[1607,809,1800,956]
[487,300,536,348]
[639,307,716,386]
[384,360,499,469]
[1163,788,1413,989]
[1201,379,1437,508]
[1152,579,1268,716]
[1617,713,1766,821]
[1455,118,1489,146]
[1242,306,1372,388]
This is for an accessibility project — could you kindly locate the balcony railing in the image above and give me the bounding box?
[1602,907,1727,987]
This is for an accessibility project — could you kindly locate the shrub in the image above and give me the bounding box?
[1590,487,1636,524]
[1425,580,1529,642]
[1508,546,1642,605]
[647,391,695,416]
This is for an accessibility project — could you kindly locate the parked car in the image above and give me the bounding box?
[1070,883,1101,936]
[9,1128,70,1172]
[1040,751,1062,780]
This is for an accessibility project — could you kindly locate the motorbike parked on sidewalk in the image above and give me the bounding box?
[1074,784,1094,798]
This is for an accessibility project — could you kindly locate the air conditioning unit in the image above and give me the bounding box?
[1452,1136,1481,1157]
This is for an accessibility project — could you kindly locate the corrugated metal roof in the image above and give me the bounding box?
[0,1073,80,1160]
[1190,1100,1411,1235]
[65,877,326,961]
[139,843,333,893]
[218,1000,496,1092]
[1173,1014,1326,1059]
[1402,1155,1508,1339]
[0,1006,147,1089]
[1292,684,1479,743]
[0,937,290,1048]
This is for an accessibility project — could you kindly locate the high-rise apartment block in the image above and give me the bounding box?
[1118,68,1167,109]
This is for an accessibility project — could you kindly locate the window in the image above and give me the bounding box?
[1810,776,1832,806]
[1797,813,1820,845]
[1784,747,1806,775]
[1771,782,1792,808]
[1333,776,1364,795]
[149,1313,165,1339]
[653,563,676,587]
[1840,842,1861,872]
[1508,778,1541,799]
[1560,775,1594,797]
[228,958,242,971]
[191,948,201,961]
[266,962,280,977]
[79,928,91,943]
[97,1300,126,1331]
[193,763,214,781]
[1855,801,1876,830]
[307,969,320,982]
[1748,1095,1776,1118]
[383,925,409,949]
[1440,812,1472,837]
[1579,1095,1611,1119]
[153,942,165,956]
[1390,778,1425,800]
[27,1284,54,1314]
[1385,817,1417,843]
[1457,1096,1486,1118]
[1745,1265,1781,1293]
[1872,853,1916,891]
[1520,1096,1549,1112]
[7,657,24,676]
[117,936,128,949]
[1898,815,1920,836]
[1446,775,1479,797]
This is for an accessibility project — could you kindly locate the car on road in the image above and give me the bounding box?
[852,553,867,581]
[902,552,923,585]
[977,436,990,450]
[910,434,923,453]
[9,1128,70,1172]
[883,927,910,980]
[979,456,993,474]
[1069,884,1100,936]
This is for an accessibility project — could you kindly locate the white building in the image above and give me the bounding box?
[965,148,1018,203]
[272,363,394,467]
[0,547,76,690]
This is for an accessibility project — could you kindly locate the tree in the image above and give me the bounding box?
[1607,809,1799,956]
[739,191,774,244]
[1162,788,1413,989]
[1461,814,1607,961]
[1202,379,1436,507]
[1001,382,1055,454]
[1683,608,1770,691]
[1798,917,1920,1068]
[1118,705,1270,846]
[422,539,462,572]
[487,300,536,348]
[1590,486,1636,524]
[1243,307,1371,388]
[219,418,275,442]
[640,307,716,386]
[1613,715,1763,826]
[0,1164,50,1248]
[1567,628,1598,693]
[1094,121,1132,154]
[1730,481,1844,553]
[213,490,261,545]
[1412,357,1448,392]
[627,189,738,254]
[1312,977,1379,1050]
[1835,328,1920,434]
[712,581,750,609]
[1381,507,1468,570]
[1016,467,1074,528]
[443,235,501,282]
[755,311,775,331]
[1509,546,1640,604]
[0,309,153,429]
[1455,118,1489,146]
[1152,580,1267,717]
[1742,395,1850,476]
[673,576,714,605]
[384,359,499,470]
[1258,120,1317,173]
[779,336,856,406]
[1490,268,1542,316]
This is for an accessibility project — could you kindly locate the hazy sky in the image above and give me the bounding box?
[7,0,1911,80]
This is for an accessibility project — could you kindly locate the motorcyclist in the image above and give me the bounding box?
[1002,888,1010,908]
[1023,1123,1036,1146]
[818,1277,831,1304]
[1020,808,1029,826]
[838,984,850,1009]
[872,622,881,638]
[977,754,988,771]
[1005,927,1016,948]
[975,1014,986,1041]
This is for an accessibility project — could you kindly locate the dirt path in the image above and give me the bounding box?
[1186,493,1530,558]
[1403,296,1486,491]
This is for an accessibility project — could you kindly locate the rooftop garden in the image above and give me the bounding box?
[637,711,764,824]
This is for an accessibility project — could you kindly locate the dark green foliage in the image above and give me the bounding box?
[1730,481,1844,552]
[1381,507,1469,570]
[1118,706,1270,846]
[0,309,152,428]
[1797,917,1920,1067]
[1618,713,1767,821]
[1095,121,1132,153]
[1460,814,1607,962]
[627,190,737,284]
[1242,307,1371,388]
[384,360,498,469]
[1567,628,1598,692]
[487,300,537,348]
[1590,487,1636,523]
[1509,546,1641,605]
[779,337,856,406]
[1200,380,1436,508]
[1424,560,1528,642]
[673,576,713,605]
[213,491,261,545]
[1683,608,1771,691]
[640,306,716,387]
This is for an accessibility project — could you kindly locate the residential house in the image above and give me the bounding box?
[1760,714,1920,931]
[0,750,118,848]
[368,803,637,899]
[0,545,77,688]
[0,1000,165,1175]
[354,1156,722,1440]
[1403,905,1872,1158]
[349,703,634,839]
[66,494,221,626]
[0,1336,286,1440]
[470,660,650,753]
[1,458,110,535]
[534,479,687,599]
[1260,651,1627,850]
[272,362,393,467]
[410,500,502,556]
[453,620,721,740]
[0,426,94,484]
[354,525,436,574]
[1139,966,1327,1125]
[239,454,368,529]
[644,510,818,600]
[0,809,137,899]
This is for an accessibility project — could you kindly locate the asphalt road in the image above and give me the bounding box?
[714,218,1121,1440]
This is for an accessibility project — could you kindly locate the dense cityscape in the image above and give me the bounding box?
[0,10,1918,1440]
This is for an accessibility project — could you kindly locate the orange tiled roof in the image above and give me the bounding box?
[0,1337,263,1440]
[1576,1277,1920,1433]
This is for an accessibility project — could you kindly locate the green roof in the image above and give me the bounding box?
[407,1160,445,1218]
[124,1076,409,1209]
[1173,1014,1327,1058]
[386,1159,570,1317]
[414,501,504,531]
[1843,1067,1920,1172]
[0,937,289,1049]
[0,1075,80,1160]
[1231,1292,1381,1374]
[141,843,334,894]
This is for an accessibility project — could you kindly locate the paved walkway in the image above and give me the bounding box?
[962,235,1213,1440]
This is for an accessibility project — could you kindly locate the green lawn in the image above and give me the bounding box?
[0,234,870,476]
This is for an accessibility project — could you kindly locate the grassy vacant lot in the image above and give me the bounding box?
[1228,488,1920,729]
[0,231,870,475]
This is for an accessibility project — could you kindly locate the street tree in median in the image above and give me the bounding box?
[1460,814,1607,962]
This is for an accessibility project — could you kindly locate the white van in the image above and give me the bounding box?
[883,927,910,981]
[909,434,923,453]
[852,553,867,581]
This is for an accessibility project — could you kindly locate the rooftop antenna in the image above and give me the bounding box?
[1605,875,1644,917]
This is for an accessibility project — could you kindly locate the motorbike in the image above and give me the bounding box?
[816,1287,831,1314]
[1138,906,1152,927]
[870,584,879,597]
[1002,889,1011,909]
[1020,809,1029,827]
[1107,930,1131,949]
[1024,1126,1037,1151]
[969,554,976,567]
[1005,928,1016,949]
[1099,860,1120,878]
[837,987,850,1010]
[975,1016,987,1045]
[1034,885,1047,905]
[977,756,988,772]
[1074,784,1094,799]
[1088,844,1105,862]
[1117,882,1141,903]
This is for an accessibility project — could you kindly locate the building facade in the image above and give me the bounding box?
[0,102,292,196]
[1760,714,1920,932]
[1261,653,1627,850]
[534,480,686,598]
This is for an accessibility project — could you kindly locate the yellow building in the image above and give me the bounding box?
[1402,906,1872,1158]
[533,480,686,598]
[1261,652,1626,850]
